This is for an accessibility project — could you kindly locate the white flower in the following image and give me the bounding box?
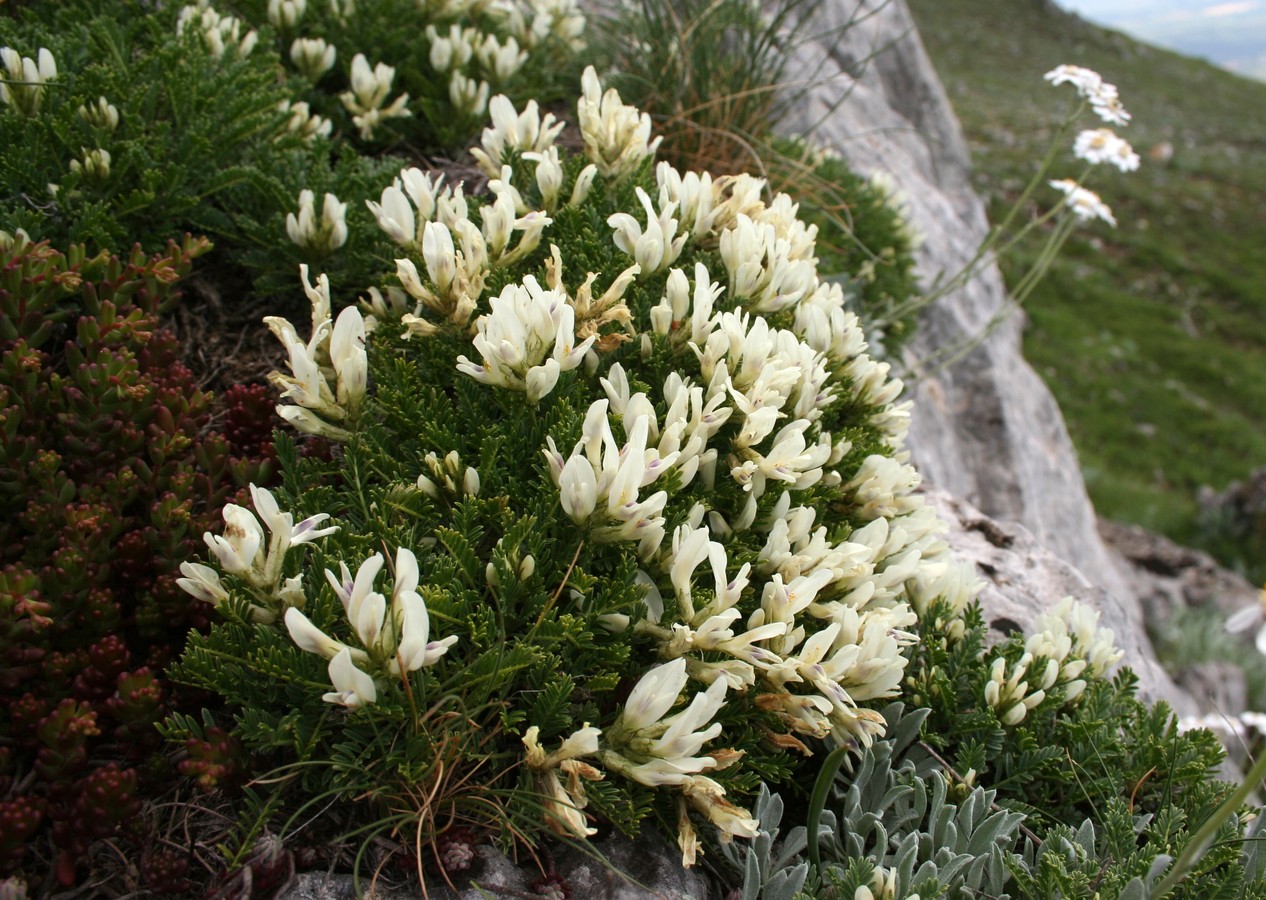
[177,5,257,59]
[983,654,1045,726]
[285,190,348,253]
[268,0,306,28]
[602,658,730,786]
[448,72,490,118]
[1073,128,1139,172]
[471,95,563,178]
[77,96,119,131]
[290,37,335,80]
[1227,587,1266,656]
[425,23,477,72]
[267,267,367,439]
[545,401,675,556]
[1043,63,1130,126]
[324,646,377,708]
[0,47,56,116]
[506,0,586,50]
[456,276,594,400]
[200,484,336,605]
[366,184,417,247]
[681,775,759,842]
[523,724,604,838]
[577,66,662,180]
[1043,63,1104,95]
[607,187,686,275]
[340,54,411,139]
[300,548,457,683]
[657,163,717,239]
[476,33,528,83]
[280,100,332,141]
[69,148,111,183]
[176,562,230,606]
[1049,179,1117,227]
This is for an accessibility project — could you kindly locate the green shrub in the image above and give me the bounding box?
[166,67,972,887]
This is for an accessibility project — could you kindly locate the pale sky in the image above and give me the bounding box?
[1056,0,1266,79]
[1058,0,1262,25]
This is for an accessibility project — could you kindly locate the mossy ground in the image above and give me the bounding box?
[907,0,1266,577]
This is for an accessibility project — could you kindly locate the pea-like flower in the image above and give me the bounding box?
[285,190,348,253]
[268,0,306,28]
[184,484,337,620]
[69,148,111,184]
[577,66,661,180]
[471,95,564,178]
[457,276,594,401]
[77,96,119,131]
[266,266,367,440]
[290,37,336,81]
[523,724,604,837]
[280,100,332,141]
[607,187,685,275]
[340,54,411,139]
[284,547,459,708]
[0,47,56,116]
[176,4,258,59]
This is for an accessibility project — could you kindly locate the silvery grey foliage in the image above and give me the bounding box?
[724,704,1027,898]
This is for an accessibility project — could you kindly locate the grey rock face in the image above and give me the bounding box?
[779,0,1133,605]
[1100,518,1259,624]
[279,830,713,900]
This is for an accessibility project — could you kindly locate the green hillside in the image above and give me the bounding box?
[907,0,1266,575]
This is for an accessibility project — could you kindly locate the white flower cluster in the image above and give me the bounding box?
[279,99,333,142]
[367,101,607,346]
[290,36,336,82]
[330,68,980,860]
[177,484,338,622]
[520,658,757,856]
[285,548,458,708]
[1073,127,1139,173]
[1045,64,1139,227]
[1027,596,1123,680]
[264,265,367,440]
[416,449,482,501]
[867,168,924,253]
[457,276,594,401]
[340,53,411,140]
[269,0,307,29]
[77,96,119,131]
[577,66,661,181]
[421,0,586,124]
[69,147,111,183]
[544,391,684,557]
[0,46,56,117]
[286,188,348,252]
[497,0,586,53]
[986,597,1124,726]
[1044,63,1131,126]
[177,2,259,59]
[1048,178,1116,228]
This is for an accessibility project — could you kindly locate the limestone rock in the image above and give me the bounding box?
[1099,517,1259,624]
[925,489,1197,716]
[780,0,1133,605]
[278,830,713,900]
